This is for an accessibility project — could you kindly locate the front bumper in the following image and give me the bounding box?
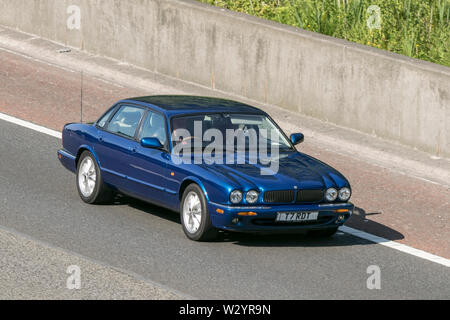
[208,202,354,233]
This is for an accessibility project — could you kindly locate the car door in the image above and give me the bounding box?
[95,104,145,192]
[126,109,173,207]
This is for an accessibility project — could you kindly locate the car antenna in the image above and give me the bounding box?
[80,70,83,124]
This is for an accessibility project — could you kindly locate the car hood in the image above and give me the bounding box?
[197,152,349,191]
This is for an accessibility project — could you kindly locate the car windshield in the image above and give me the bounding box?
[171,113,293,152]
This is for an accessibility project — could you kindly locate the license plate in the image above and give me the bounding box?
[276,211,319,222]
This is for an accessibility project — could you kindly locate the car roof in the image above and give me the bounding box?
[121,95,265,116]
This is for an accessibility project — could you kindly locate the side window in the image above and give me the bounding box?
[97,107,116,128]
[106,105,144,138]
[139,111,167,146]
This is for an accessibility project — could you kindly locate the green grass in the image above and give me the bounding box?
[198,0,450,67]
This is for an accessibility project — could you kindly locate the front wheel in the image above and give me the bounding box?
[76,151,114,204]
[180,184,217,241]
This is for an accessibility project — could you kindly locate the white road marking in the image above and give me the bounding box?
[340,226,450,268]
[0,112,61,139]
[0,113,449,268]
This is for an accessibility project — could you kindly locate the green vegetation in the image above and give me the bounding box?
[198,0,450,67]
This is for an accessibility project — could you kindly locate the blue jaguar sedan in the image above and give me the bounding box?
[58,96,353,241]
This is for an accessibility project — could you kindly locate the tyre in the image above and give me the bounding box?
[76,151,114,204]
[180,184,218,241]
[309,227,339,238]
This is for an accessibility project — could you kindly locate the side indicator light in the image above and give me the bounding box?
[335,209,349,213]
[58,154,62,159]
[216,209,224,214]
[170,172,175,176]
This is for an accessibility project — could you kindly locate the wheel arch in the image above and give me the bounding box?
[179,177,210,202]
[75,145,100,168]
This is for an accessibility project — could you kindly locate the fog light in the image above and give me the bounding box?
[338,215,346,222]
[232,218,239,224]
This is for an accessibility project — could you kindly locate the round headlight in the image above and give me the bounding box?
[338,187,351,201]
[325,188,338,202]
[245,190,259,204]
[230,190,243,204]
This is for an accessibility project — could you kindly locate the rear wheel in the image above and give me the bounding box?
[180,184,217,241]
[76,151,114,204]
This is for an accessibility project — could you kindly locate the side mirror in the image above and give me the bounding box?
[141,137,163,149]
[290,133,304,146]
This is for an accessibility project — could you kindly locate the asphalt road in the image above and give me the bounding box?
[0,120,449,299]
[0,225,182,299]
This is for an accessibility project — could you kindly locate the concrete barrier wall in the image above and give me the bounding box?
[1,0,449,156]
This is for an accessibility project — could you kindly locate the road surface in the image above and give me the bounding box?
[1,120,449,299]
[0,26,448,299]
